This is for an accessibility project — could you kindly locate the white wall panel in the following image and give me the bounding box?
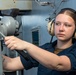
[0,0,32,10]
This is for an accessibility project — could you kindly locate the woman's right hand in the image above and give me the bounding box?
[4,36,27,50]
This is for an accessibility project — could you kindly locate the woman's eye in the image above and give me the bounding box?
[65,24,71,27]
[55,22,60,26]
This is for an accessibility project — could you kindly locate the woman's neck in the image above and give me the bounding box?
[56,39,73,49]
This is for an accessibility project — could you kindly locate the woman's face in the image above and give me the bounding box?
[54,14,75,41]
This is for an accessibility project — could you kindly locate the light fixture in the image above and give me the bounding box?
[35,0,54,7]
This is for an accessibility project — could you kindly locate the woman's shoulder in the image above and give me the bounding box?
[39,40,57,49]
[72,38,76,43]
[40,43,51,48]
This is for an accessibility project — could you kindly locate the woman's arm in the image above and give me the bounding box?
[3,55,24,71]
[4,36,71,71]
[25,42,71,71]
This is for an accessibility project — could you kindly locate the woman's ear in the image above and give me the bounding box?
[73,29,76,39]
[47,19,55,36]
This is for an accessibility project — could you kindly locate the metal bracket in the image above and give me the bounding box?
[0,41,3,75]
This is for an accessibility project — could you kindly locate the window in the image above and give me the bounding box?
[32,30,39,46]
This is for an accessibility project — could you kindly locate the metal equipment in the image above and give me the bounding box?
[0,16,29,75]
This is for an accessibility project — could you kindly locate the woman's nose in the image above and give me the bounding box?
[59,24,64,31]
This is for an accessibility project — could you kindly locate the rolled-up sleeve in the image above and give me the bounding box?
[20,43,52,70]
[66,49,76,71]
[20,55,39,70]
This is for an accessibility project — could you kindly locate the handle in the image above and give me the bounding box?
[15,50,30,61]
